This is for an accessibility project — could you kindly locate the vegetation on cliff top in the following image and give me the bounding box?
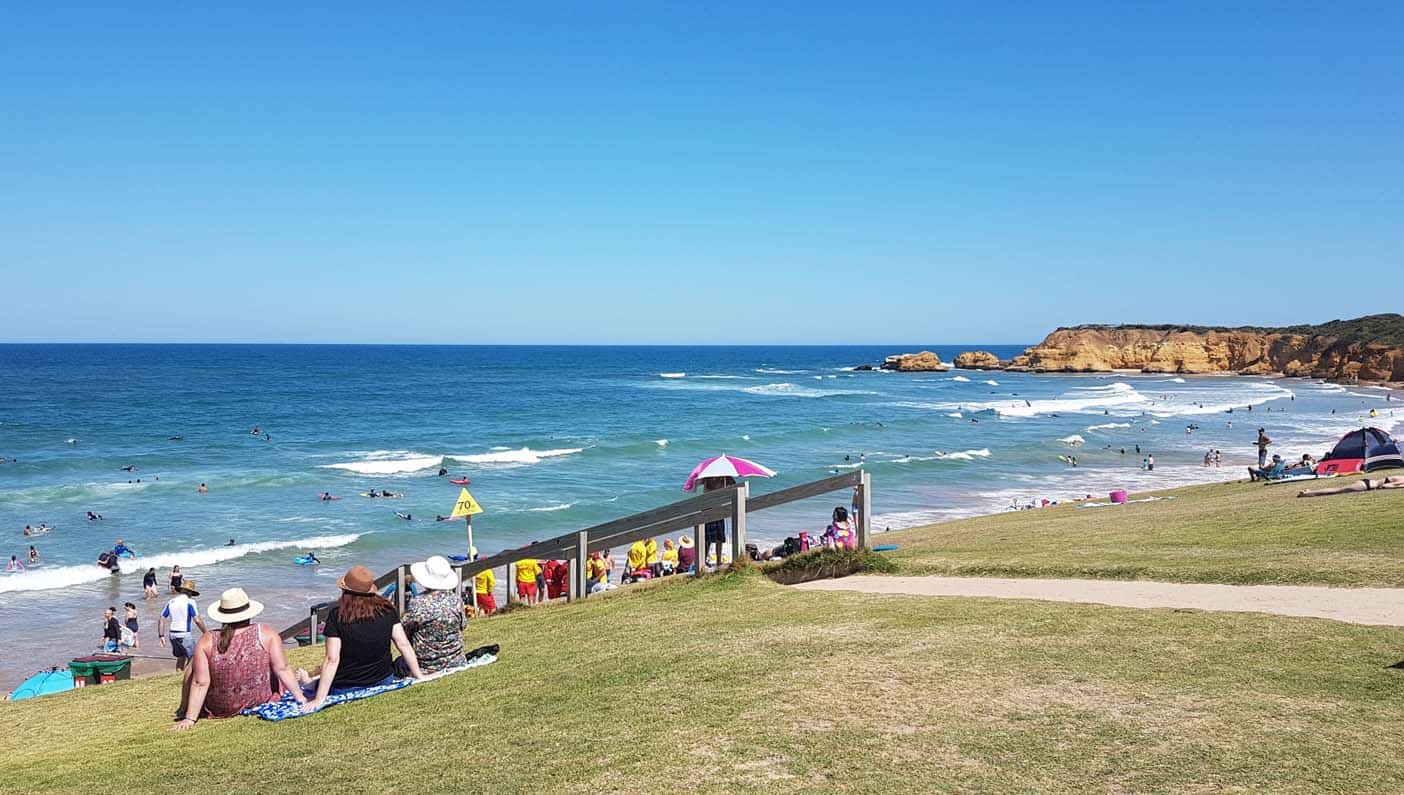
[1057,313,1404,347]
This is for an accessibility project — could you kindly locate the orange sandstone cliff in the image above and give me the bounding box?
[1002,315,1404,382]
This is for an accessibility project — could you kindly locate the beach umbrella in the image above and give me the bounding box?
[682,454,777,492]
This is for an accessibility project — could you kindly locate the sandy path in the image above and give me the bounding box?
[793,575,1404,626]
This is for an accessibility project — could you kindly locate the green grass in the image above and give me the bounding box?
[3,570,1403,793]
[878,476,1404,586]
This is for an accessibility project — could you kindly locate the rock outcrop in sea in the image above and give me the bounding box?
[1003,314,1404,382]
[953,350,1002,370]
[880,351,949,372]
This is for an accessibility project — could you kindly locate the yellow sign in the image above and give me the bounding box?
[450,487,484,518]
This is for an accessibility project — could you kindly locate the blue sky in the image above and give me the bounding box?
[2,3,1400,344]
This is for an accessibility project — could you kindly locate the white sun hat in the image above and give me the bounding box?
[410,555,460,591]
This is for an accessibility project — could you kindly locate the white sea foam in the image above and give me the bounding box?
[1059,434,1086,446]
[1085,422,1132,431]
[655,439,669,447]
[951,376,971,382]
[984,379,1000,386]
[1167,377,1187,383]
[942,448,992,461]
[694,375,746,380]
[755,368,805,374]
[742,383,875,399]
[947,412,963,419]
[0,533,363,594]
[321,454,442,475]
[659,372,686,379]
[960,382,1152,418]
[448,447,584,466]
[741,435,751,441]
[528,502,574,513]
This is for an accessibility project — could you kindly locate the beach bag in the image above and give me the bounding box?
[781,537,801,557]
[745,543,760,561]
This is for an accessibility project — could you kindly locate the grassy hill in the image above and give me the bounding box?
[878,476,1404,586]
[4,478,1404,793]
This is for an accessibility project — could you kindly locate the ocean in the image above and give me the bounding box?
[0,344,1397,690]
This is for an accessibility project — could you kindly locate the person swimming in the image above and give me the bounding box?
[27,545,38,564]
[198,483,208,494]
[113,539,136,558]
[438,467,448,477]
[381,489,396,498]
[120,465,137,472]
[395,511,412,521]
[6,555,23,572]
[87,511,103,521]
[226,538,237,546]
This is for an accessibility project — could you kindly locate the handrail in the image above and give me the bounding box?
[280,470,869,640]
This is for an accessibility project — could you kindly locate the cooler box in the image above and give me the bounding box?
[68,655,132,686]
[1109,490,1128,504]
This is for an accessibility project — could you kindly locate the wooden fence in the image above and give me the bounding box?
[281,469,871,643]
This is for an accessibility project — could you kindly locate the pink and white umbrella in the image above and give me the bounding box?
[682,454,777,492]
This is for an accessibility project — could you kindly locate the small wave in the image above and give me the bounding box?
[1059,434,1086,446]
[659,372,686,379]
[950,375,971,382]
[448,447,584,466]
[655,439,669,447]
[755,368,806,374]
[947,412,963,419]
[741,435,751,441]
[743,383,875,399]
[322,453,441,475]
[694,375,746,380]
[941,448,992,461]
[528,502,574,513]
[984,379,1000,386]
[0,533,363,594]
[1167,377,1187,383]
[1085,422,1132,431]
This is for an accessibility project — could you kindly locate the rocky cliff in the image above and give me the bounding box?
[1004,315,1404,382]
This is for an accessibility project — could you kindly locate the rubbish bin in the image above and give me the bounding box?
[69,654,133,686]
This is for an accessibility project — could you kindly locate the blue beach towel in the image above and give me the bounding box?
[242,645,498,722]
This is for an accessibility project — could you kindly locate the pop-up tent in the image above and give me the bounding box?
[1316,427,1404,475]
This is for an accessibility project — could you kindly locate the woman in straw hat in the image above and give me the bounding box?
[676,534,697,574]
[175,587,304,729]
[399,555,467,674]
[302,565,423,714]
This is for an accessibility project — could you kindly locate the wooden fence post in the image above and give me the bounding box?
[693,523,704,576]
[858,470,873,549]
[731,482,748,565]
[577,530,590,598]
[395,565,407,615]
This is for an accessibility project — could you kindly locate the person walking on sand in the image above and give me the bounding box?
[159,580,206,673]
[1255,429,1272,468]
[123,602,141,648]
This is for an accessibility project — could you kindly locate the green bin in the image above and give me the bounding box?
[69,655,133,686]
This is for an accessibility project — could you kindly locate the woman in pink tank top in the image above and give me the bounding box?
[175,588,305,729]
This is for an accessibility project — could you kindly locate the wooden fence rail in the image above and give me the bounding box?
[281,469,870,642]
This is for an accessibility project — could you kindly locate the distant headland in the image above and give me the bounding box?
[873,314,1404,383]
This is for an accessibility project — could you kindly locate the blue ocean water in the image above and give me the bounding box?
[0,344,1397,688]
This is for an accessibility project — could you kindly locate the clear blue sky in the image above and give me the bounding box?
[2,3,1400,344]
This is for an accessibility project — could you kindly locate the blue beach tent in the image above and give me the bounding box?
[8,669,75,701]
[1316,427,1404,475]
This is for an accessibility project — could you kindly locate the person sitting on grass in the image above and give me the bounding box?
[676,535,697,574]
[174,588,304,730]
[587,551,617,593]
[400,556,467,674]
[660,539,678,575]
[300,566,423,714]
[828,506,856,550]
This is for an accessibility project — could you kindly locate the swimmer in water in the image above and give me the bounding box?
[438,467,448,477]
[28,545,38,564]
[87,511,103,521]
[120,465,137,472]
[198,482,208,494]
[226,538,236,546]
[395,512,412,521]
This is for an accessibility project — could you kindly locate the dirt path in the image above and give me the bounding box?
[793,575,1404,626]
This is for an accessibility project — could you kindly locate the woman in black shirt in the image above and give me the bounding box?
[302,565,422,712]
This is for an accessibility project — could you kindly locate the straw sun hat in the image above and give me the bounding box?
[207,587,265,623]
[410,555,460,591]
[679,535,694,549]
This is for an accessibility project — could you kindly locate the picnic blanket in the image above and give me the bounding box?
[242,644,499,722]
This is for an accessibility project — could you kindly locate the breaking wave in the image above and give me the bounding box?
[448,447,584,466]
[659,372,686,379]
[1086,422,1132,431]
[0,533,363,594]
[322,453,442,475]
